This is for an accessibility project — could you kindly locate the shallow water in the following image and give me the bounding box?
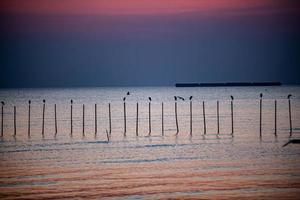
[0,86,300,199]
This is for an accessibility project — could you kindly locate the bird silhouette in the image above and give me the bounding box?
[178,96,185,101]
[28,100,31,104]
[123,97,126,101]
[174,96,177,101]
[260,93,263,98]
[148,97,152,101]
[71,99,73,104]
[43,99,46,103]
[1,101,4,105]
[189,96,193,100]
[230,95,234,100]
[127,91,130,95]
[288,94,292,99]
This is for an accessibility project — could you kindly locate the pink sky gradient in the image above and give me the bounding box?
[1,0,297,16]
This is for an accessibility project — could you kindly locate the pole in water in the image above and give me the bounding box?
[162,102,164,136]
[174,96,179,135]
[94,104,97,135]
[189,96,193,136]
[42,99,45,137]
[259,93,263,138]
[203,101,206,135]
[148,97,152,136]
[123,97,126,136]
[230,96,234,135]
[1,101,4,137]
[108,103,112,134]
[217,101,220,134]
[136,102,139,136]
[288,94,292,137]
[28,100,31,137]
[82,104,85,136]
[54,104,57,135]
[274,100,277,136]
[14,106,16,137]
[70,100,73,135]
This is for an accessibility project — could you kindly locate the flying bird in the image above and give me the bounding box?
[178,96,185,101]
[148,97,152,101]
[189,96,193,100]
[288,94,292,99]
[230,95,234,100]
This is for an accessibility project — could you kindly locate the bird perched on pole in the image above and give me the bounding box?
[189,96,193,101]
[148,97,152,101]
[1,101,4,106]
[230,95,234,100]
[123,97,126,101]
[174,96,177,101]
[288,94,292,99]
[71,99,73,104]
[260,93,263,98]
[43,99,46,103]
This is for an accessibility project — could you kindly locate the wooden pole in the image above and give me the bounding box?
[288,97,292,137]
[175,101,179,135]
[148,101,151,136]
[190,101,192,136]
[1,102,4,137]
[70,100,73,135]
[28,100,31,137]
[123,102,126,136]
[82,104,85,136]
[259,94,262,137]
[162,102,164,136]
[54,104,57,135]
[203,101,206,135]
[109,103,112,134]
[42,100,45,137]
[95,104,97,135]
[274,100,277,136]
[231,100,234,135]
[14,106,16,137]
[217,101,220,134]
[136,102,139,136]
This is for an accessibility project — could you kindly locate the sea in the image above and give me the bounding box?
[0,86,300,199]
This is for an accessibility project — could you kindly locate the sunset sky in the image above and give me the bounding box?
[1,0,300,87]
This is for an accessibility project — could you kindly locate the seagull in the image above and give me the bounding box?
[260,93,263,98]
[174,96,177,101]
[178,96,185,101]
[1,101,4,105]
[127,91,130,95]
[189,96,193,100]
[288,94,292,99]
[230,95,234,100]
[148,97,152,101]
[123,97,126,101]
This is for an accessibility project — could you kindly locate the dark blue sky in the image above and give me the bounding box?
[1,1,300,87]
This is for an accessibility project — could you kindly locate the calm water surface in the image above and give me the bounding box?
[0,86,300,199]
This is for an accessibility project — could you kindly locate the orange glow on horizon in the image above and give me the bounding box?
[1,0,282,16]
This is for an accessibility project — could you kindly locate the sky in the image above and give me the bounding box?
[0,0,300,87]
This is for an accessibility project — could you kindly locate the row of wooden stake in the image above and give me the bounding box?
[0,96,294,138]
